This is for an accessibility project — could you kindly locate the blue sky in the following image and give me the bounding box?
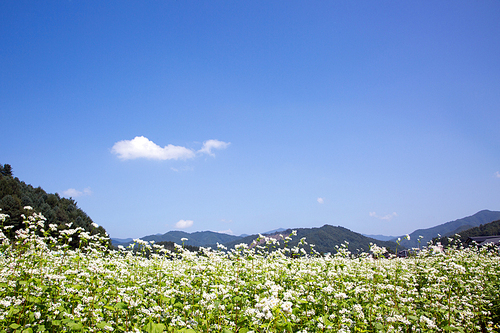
[1,1,499,239]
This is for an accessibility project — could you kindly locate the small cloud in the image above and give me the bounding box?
[217,229,234,235]
[112,136,195,161]
[175,219,193,229]
[369,212,397,221]
[62,187,92,198]
[198,139,230,157]
[221,219,233,223]
[317,197,324,204]
[495,171,500,178]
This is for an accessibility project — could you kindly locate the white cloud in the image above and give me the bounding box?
[317,197,324,204]
[175,219,193,229]
[198,139,230,156]
[111,136,195,160]
[217,229,234,235]
[62,187,92,198]
[221,219,233,223]
[369,212,397,221]
[495,171,500,178]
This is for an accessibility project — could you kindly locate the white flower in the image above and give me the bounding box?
[281,301,293,313]
[181,238,188,242]
[23,206,33,210]
[235,243,248,250]
[334,292,348,299]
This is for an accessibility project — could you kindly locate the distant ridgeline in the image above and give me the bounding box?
[116,224,402,255]
[0,164,108,247]
[435,218,500,248]
[394,210,500,249]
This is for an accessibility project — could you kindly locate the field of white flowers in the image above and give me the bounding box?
[1,210,500,333]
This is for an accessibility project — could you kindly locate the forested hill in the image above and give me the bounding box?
[394,210,500,249]
[140,230,241,247]
[0,163,107,245]
[118,224,400,254]
[223,224,401,254]
[436,219,500,247]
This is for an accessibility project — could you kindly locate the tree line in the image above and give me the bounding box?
[0,163,108,247]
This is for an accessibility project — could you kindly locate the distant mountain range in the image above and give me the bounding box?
[223,225,399,254]
[362,234,398,242]
[112,225,401,253]
[393,210,500,248]
[111,210,500,254]
[111,228,290,247]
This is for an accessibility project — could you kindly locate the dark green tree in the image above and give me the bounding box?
[0,164,13,177]
[0,163,110,248]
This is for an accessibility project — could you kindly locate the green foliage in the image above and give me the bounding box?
[0,164,13,177]
[0,163,108,248]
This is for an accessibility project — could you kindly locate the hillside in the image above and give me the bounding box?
[0,163,108,247]
[395,210,500,249]
[113,230,242,247]
[224,224,400,254]
[436,219,500,247]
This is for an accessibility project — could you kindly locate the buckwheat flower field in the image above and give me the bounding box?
[1,212,499,332]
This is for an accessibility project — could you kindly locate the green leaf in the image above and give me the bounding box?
[68,322,83,331]
[115,302,129,310]
[9,323,21,329]
[22,328,33,333]
[143,322,166,333]
[222,329,233,333]
[97,322,113,329]
[9,306,21,315]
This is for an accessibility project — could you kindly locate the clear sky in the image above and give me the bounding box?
[1,1,499,239]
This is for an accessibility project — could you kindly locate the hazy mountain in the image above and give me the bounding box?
[262,227,287,235]
[394,210,500,249]
[111,238,134,246]
[363,234,398,242]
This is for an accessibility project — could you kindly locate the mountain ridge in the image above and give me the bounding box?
[393,210,500,248]
[111,210,500,253]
